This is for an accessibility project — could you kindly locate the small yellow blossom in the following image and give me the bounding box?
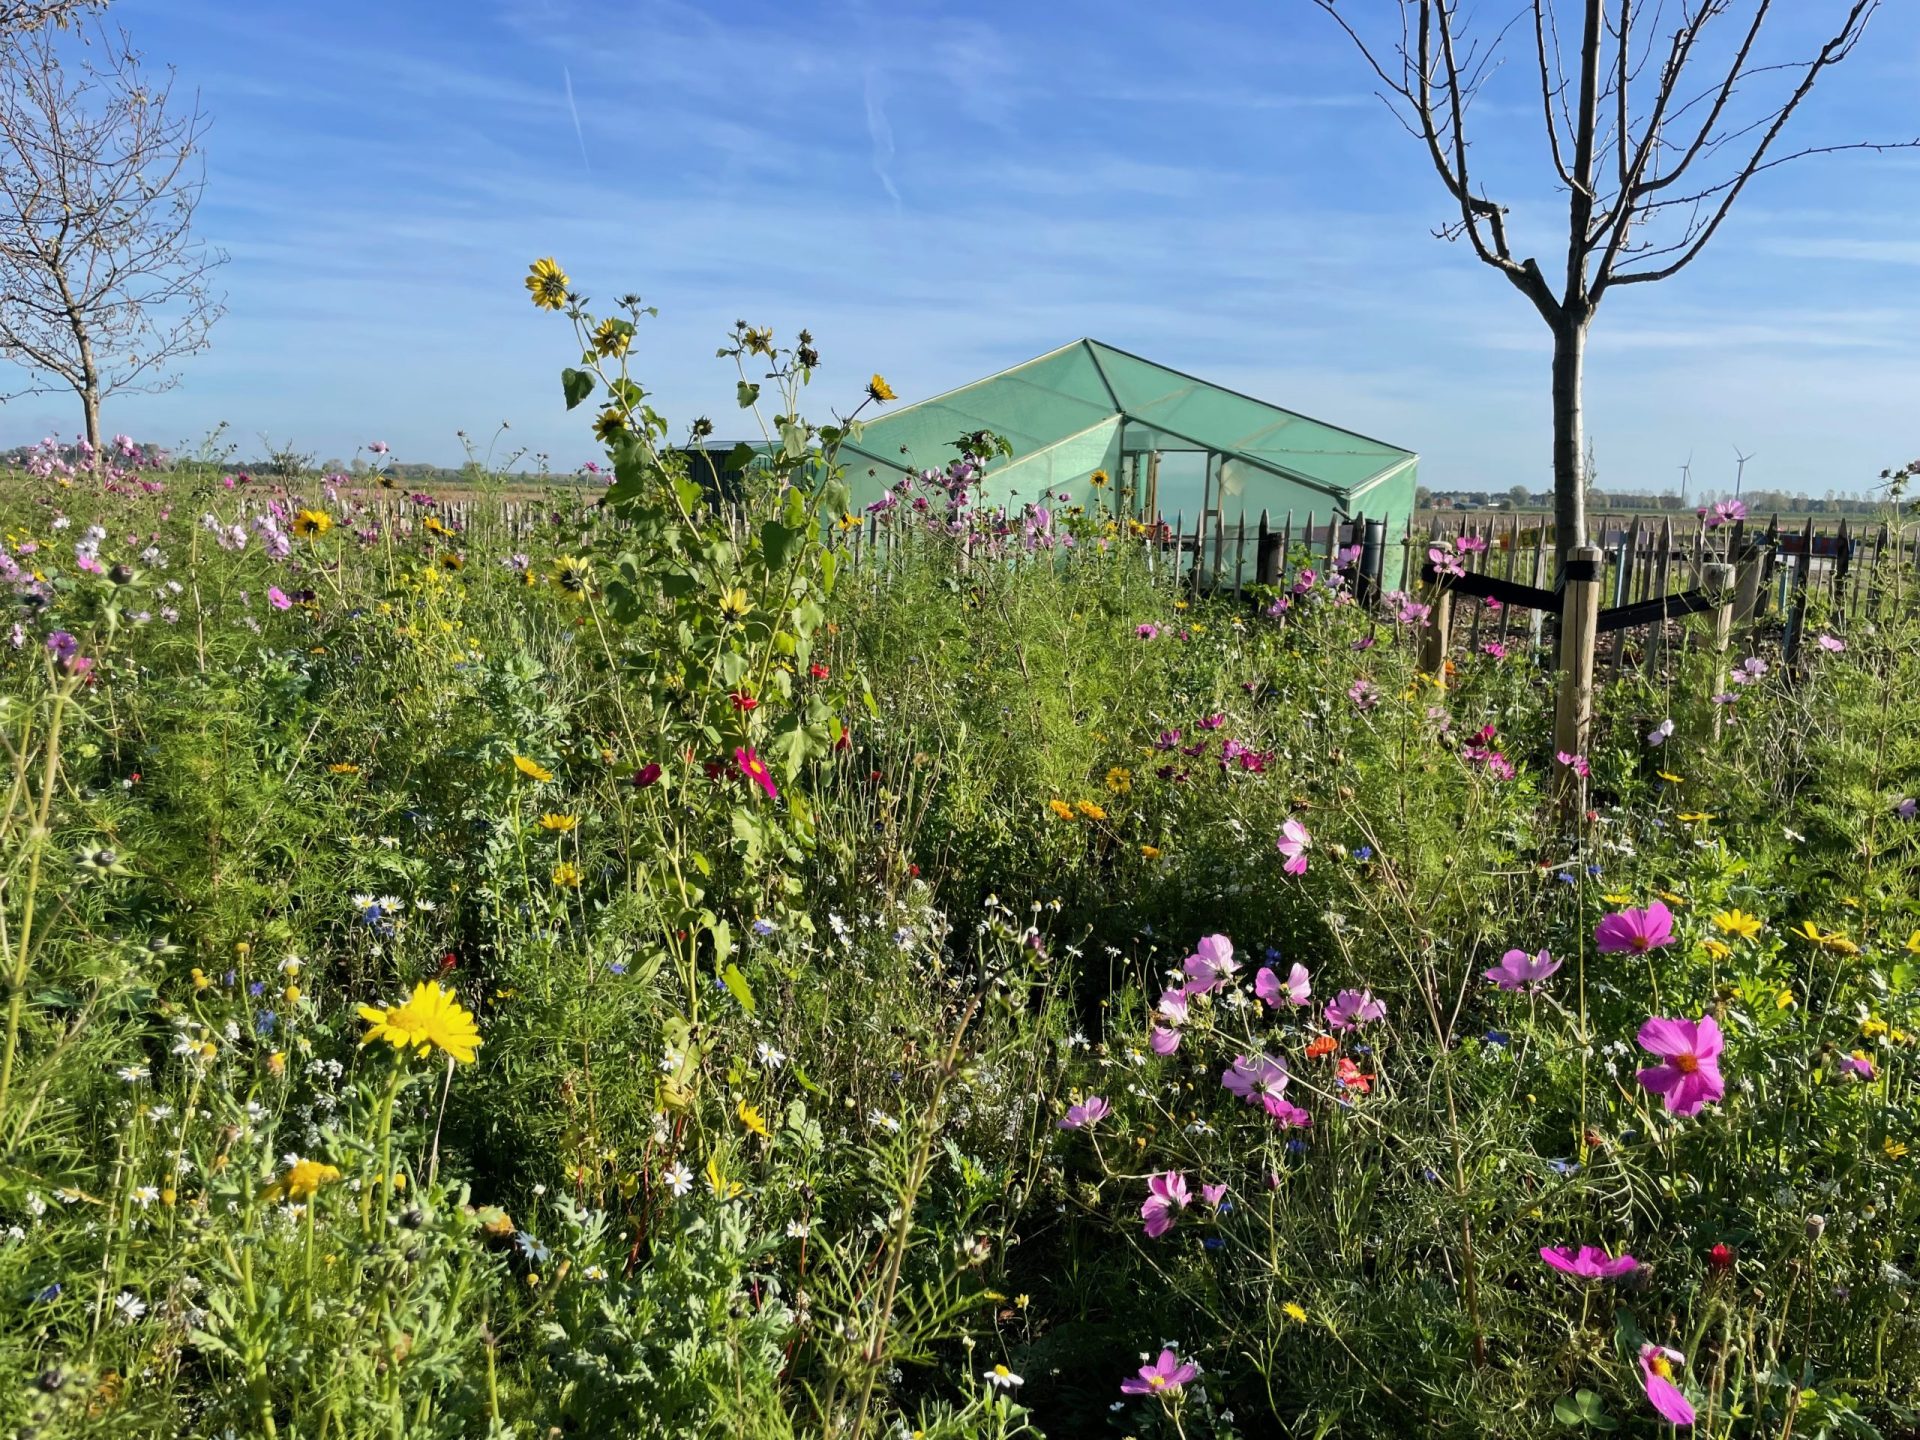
[552,862,582,889]
[1886,1138,1909,1161]
[261,1158,342,1204]
[357,981,482,1064]
[328,762,361,775]
[1699,937,1731,960]
[1657,771,1684,784]
[525,256,569,310]
[867,374,897,403]
[1601,892,1635,906]
[1283,1302,1309,1323]
[292,509,332,538]
[1076,800,1107,821]
[705,1156,744,1200]
[1047,799,1075,821]
[539,813,578,832]
[512,755,554,783]
[1105,767,1133,795]
[1140,844,1163,860]
[1712,909,1763,940]
[738,1099,771,1139]
[719,587,752,619]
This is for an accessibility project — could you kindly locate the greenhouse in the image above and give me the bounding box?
[835,339,1421,541]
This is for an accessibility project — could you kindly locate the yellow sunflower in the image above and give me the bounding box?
[293,509,332,538]
[592,317,632,358]
[867,373,897,403]
[525,257,569,311]
[539,813,577,832]
[553,555,593,597]
[357,981,482,1064]
[552,861,582,889]
[1712,909,1763,940]
[512,754,554,782]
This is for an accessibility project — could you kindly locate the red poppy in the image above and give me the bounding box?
[834,731,851,752]
[436,952,459,975]
[809,663,830,679]
[1336,1057,1372,1094]
[730,692,758,712]
[1304,1035,1339,1061]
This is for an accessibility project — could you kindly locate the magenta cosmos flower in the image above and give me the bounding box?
[1221,1053,1288,1104]
[1149,1026,1180,1056]
[1636,1015,1726,1117]
[1595,900,1675,955]
[1141,1172,1190,1238]
[1255,962,1311,1008]
[1260,1092,1312,1129]
[734,746,778,801]
[1540,1245,1638,1281]
[1201,1181,1228,1208]
[1485,948,1562,993]
[1324,988,1385,1031]
[1059,1096,1110,1130]
[1277,818,1311,875]
[1120,1348,1200,1398]
[1639,1344,1695,1426]
[1183,935,1238,994]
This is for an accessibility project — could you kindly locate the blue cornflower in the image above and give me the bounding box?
[1548,1157,1581,1176]
[1354,846,1373,862]
[33,1283,61,1303]
[511,1231,551,1265]
[248,981,265,997]
[1556,871,1578,885]
[255,1010,276,1037]
[752,918,776,937]
[607,961,627,976]
[1484,1030,1510,1048]
[1286,1139,1309,1155]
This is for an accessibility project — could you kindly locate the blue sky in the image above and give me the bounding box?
[9,0,1920,495]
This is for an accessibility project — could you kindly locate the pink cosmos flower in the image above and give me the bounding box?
[1136,622,1160,640]
[1639,1343,1695,1427]
[1141,1172,1191,1238]
[1059,1096,1111,1130]
[1324,988,1385,1031]
[267,586,292,610]
[1149,1026,1181,1056]
[1595,900,1675,954]
[1277,818,1311,875]
[1647,717,1674,746]
[1120,1348,1200,1397]
[368,440,390,455]
[1255,962,1311,1009]
[1485,948,1562,993]
[1539,1245,1638,1281]
[1201,1181,1229,1209]
[1183,935,1238,994]
[1156,987,1191,1026]
[1840,1052,1875,1082]
[1636,1015,1726,1117]
[1221,1053,1289,1104]
[1555,750,1590,778]
[1260,1093,1313,1129]
[1816,633,1845,653]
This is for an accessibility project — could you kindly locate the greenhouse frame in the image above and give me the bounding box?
[835,339,1420,542]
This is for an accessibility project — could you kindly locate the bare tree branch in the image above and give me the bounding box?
[0,0,101,34]
[0,22,226,449]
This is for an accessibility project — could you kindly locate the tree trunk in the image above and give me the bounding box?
[82,384,101,459]
[1550,314,1590,570]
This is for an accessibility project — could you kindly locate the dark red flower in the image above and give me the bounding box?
[730,692,758,712]
[632,762,663,788]
[1708,1243,1734,1272]
[809,663,830,680]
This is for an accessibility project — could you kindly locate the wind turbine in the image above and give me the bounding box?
[1677,453,1693,508]
[1732,446,1755,501]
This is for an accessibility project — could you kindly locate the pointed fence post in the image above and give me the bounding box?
[1553,545,1604,825]
[1704,562,1735,741]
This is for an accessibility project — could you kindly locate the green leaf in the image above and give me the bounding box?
[736,381,761,409]
[789,1062,825,1095]
[720,963,756,1014]
[710,918,733,969]
[762,519,798,571]
[561,367,596,410]
[1553,1396,1583,1428]
[780,421,808,460]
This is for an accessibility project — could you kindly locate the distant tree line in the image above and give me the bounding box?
[1415,485,1895,517]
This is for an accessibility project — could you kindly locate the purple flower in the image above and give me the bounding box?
[1840,1052,1875,1081]
[1555,750,1590,778]
[1896,798,1917,822]
[1731,656,1767,685]
[1636,1015,1726,1117]
[1201,1181,1229,1209]
[1277,818,1311,876]
[45,630,78,661]
[1120,1348,1200,1398]
[1141,1172,1191,1238]
[1260,1093,1313,1129]
[1348,677,1378,711]
[1059,1096,1111,1130]
[1539,1245,1638,1280]
[267,586,292,610]
[1324,988,1385,1031]
[1816,633,1845,653]
[1255,962,1311,1009]
[1484,948,1561,993]
[1149,1026,1181,1056]
[1647,717,1675,747]
[1595,901,1676,955]
[1639,1344,1696,1427]
[1182,934,1238,994]
[1136,622,1160,640]
[1156,987,1190,1026]
[1221,1053,1289,1104]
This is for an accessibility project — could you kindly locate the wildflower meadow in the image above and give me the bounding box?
[2,265,1919,1439]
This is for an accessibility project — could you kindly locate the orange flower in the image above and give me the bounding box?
[1304,1035,1338,1061]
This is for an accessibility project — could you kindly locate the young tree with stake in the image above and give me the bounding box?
[0,24,225,455]
[1308,0,1915,566]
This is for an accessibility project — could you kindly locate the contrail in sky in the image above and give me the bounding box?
[563,65,590,173]
[863,68,901,211]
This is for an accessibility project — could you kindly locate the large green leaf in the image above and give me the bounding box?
[561,367,595,410]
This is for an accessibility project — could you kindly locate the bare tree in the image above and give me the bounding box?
[1,2,103,34]
[1308,1,1915,564]
[0,24,224,453]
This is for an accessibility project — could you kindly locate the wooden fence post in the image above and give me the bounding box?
[1553,545,1604,824]
[1419,580,1452,681]
[1704,561,1735,741]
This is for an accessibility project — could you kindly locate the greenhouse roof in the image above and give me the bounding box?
[836,339,1417,502]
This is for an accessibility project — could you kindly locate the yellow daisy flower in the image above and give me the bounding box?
[1047,799,1075,820]
[552,861,582,889]
[867,374,897,403]
[738,1099,771,1139]
[1105,766,1132,795]
[260,1158,342,1204]
[539,813,577,832]
[1076,800,1107,821]
[357,981,481,1064]
[292,509,332,538]
[705,1155,744,1200]
[512,754,554,782]
[1712,909,1763,940]
[592,316,631,358]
